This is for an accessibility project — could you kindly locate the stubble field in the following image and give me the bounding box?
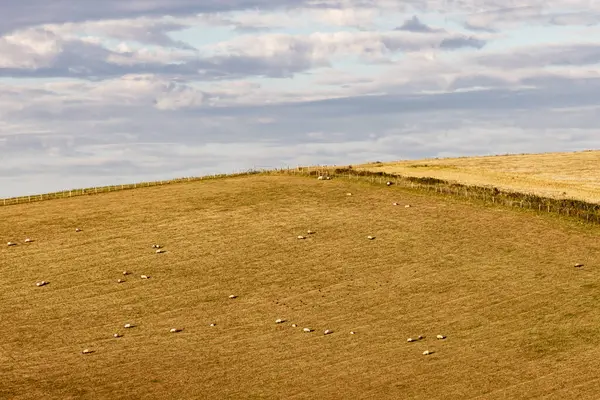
[2,174,600,399]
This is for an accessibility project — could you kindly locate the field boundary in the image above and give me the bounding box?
[3,165,600,225]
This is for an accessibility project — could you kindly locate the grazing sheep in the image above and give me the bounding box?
[386,181,393,186]
[405,205,411,208]
[324,329,333,335]
[307,230,315,235]
[152,244,162,249]
[124,323,134,328]
[156,249,166,254]
[407,335,423,342]
[275,318,285,324]
[140,275,150,279]
[350,331,356,335]
[7,242,16,247]
[113,333,122,338]
[303,328,313,333]
[346,193,352,196]
[117,279,125,283]
[170,328,183,333]
[317,176,324,180]
[291,324,298,328]
[392,202,399,206]
[75,228,82,232]
[325,176,331,180]
[297,235,306,240]
[123,271,130,276]
[229,294,237,299]
[367,236,375,240]
[81,349,94,354]
[574,263,584,268]
[210,323,216,327]
[437,334,446,340]
[36,281,49,287]
[423,350,432,355]
[24,238,33,243]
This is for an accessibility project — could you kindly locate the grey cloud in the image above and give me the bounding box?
[395,15,442,33]
[439,36,486,50]
[475,44,600,69]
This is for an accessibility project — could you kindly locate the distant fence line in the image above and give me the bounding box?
[3,165,600,226]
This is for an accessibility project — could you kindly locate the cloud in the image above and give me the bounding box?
[395,16,442,33]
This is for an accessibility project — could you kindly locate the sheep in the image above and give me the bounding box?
[7,242,16,247]
[350,331,356,335]
[210,323,216,327]
[152,244,162,249]
[323,329,333,335]
[170,328,183,333]
[81,349,94,354]
[275,318,285,324]
[325,176,331,180]
[574,263,584,268]
[405,205,411,208]
[423,350,433,355]
[306,230,316,235]
[24,238,33,243]
[297,235,306,240]
[75,228,82,232]
[407,335,423,342]
[122,271,130,276]
[113,333,122,338]
[303,328,313,333]
[36,281,49,287]
[117,279,125,283]
[140,275,150,279]
[346,193,352,196]
[123,323,134,328]
[317,176,324,180]
[367,236,375,240]
[386,181,393,186]
[228,294,238,299]
[392,202,399,206]
[156,249,166,254]
[291,323,298,328]
[437,334,446,340]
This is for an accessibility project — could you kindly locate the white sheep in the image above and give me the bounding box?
[275,318,285,324]
[574,263,584,268]
[303,328,313,333]
[124,323,134,328]
[297,235,306,240]
[423,350,432,355]
[36,281,49,287]
[306,230,315,235]
[113,333,122,338]
[75,228,82,232]
[405,205,411,208]
[81,349,94,354]
[407,335,423,342]
[324,329,333,335]
[24,238,33,243]
[117,279,125,283]
[156,249,166,254]
[140,275,150,279]
[170,328,183,333]
[7,242,16,247]
[152,244,162,249]
[317,176,324,180]
[346,193,352,196]
[392,202,399,206]
[228,294,238,299]
[350,331,356,335]
[291,323,298,328]
[123,271,130,276]
[386,181,393,186]
[367,236,375,240]
[325,176,331,180]
[437,334,446,340]
[210,323,216,327]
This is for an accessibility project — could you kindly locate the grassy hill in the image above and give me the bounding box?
[2,164,600,399]
[356,150,600,204]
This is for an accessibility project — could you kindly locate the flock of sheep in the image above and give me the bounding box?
[7,174,449,357]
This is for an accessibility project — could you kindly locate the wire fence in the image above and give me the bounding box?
[2,165,600,226]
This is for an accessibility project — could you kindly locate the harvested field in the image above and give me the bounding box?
[2,174,600,399]
[356,150,600,204]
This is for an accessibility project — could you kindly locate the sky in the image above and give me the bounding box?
[1,0,600,197]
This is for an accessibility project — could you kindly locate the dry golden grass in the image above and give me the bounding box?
[356,150,600,203]
[2,174,600,399]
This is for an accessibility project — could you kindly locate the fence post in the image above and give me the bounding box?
[28,196,31,202]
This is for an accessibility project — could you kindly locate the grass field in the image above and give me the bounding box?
[356,150,600,204]
[3,173,600,399]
